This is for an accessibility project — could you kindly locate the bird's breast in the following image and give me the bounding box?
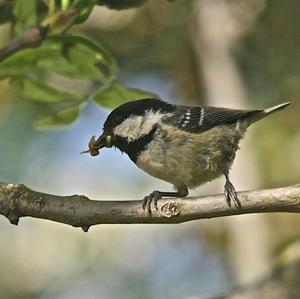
[136,124,243,188]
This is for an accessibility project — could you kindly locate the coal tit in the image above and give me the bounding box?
[83,99,290,214]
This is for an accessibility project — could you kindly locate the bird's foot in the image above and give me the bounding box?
[142,191,162,215]
[224,181,241,208]
[142,187,188,215]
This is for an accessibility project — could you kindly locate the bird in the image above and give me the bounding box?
[83,98,291,214]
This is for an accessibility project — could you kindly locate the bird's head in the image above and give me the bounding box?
[82,98,175,160]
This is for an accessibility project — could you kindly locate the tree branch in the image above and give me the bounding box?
[0,26,48,62]
[0,8,80,62]
[0,182,300,232]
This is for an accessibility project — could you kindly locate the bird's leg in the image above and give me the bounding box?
[224,170,241,208]
[142,186,188,215]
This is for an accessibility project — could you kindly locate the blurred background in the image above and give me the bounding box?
[0,0,299,298]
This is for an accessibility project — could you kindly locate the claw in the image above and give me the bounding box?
[141,188,188,216]
[153,195,160,211]
[146,196,152,214]
[142,191,162,215]
[224,181,241,208]
[142,196,149,211]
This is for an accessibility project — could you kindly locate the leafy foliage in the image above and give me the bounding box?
[96,0,148,10]
[32,104,80,129]
[94,82,158,108]
[0,0,156,128]
[13,0,38,34]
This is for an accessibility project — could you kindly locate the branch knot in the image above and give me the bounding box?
[6,184,24,225]
[160,201,181,218]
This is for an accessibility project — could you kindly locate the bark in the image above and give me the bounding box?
[0,182,300,232]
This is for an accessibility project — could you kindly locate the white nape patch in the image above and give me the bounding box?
[199,108,204,126]
[113,110,165,141]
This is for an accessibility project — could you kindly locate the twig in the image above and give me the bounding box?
[0,182,300,232]
[0,8,80,62]
[0,26,48,62]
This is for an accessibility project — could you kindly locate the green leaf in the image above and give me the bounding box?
[0,34,118,103]
[32,105,80,129]
[93,82,158,109]
[41,8,80,35]
[43,34,118,81]
[13,0,37,34]
[96,0,147,10]
[0,34,118,82]
[10,77,83,102]
[71,0,97,23]
[0,47,56,77]
[61,0,71,10]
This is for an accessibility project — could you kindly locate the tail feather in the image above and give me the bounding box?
[264,102,292,115]
[248,102,291,125]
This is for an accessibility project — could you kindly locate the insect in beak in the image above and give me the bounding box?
[81,133,113,156]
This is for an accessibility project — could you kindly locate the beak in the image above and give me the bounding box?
[81,132,112,156]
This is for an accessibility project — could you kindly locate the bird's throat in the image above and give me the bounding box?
[114,127,157,163]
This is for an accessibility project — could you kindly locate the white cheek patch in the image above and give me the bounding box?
[113,110,165,142]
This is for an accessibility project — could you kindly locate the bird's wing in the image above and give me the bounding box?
[167,106,262,133]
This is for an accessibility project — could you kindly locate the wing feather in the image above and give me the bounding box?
[174,106,262,133]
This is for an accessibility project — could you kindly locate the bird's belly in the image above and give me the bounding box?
[136,146,225,188]
[136,125,242,188]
